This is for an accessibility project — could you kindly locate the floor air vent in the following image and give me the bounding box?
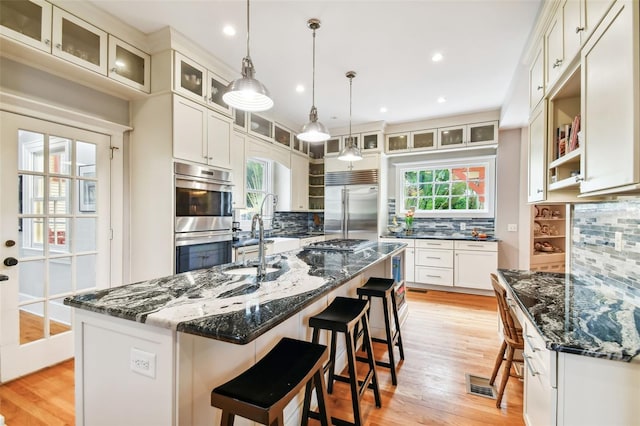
[465,373,497,399]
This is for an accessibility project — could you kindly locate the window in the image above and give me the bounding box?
[243,158,273,220]
[396,156,495,218]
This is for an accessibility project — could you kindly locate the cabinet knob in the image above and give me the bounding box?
[537,189,543,194]
[576,26,585,33]
[552,59,563,68]
[55,43,62,49]
[575,175,584,182]
[3,257,18,267]
[110,67,118,73]
[536,85,543,91]
[44,39,50,46]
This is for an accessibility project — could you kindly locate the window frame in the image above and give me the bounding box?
[241,157,274,228]
[395,155,496,219]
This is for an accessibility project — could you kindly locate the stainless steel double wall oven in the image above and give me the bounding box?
[174,162,233,273]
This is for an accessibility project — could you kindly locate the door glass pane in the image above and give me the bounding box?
[49,218,70,254]
[0,0,43,41]
[19,259,45,299]
[440,129,464,146]
[234,109,246,128]
[250,114,271,138]
[209,75,228,109]
[180,60,203,96]
[50,136,71,175]
[76,218,96,252]
[115,44,145,85]
[389,135,408,151]
[20,302,45,344]
[20,174,44,214]
[363,134,378,150]
[49,177,70,214]
[414,132,435,149]
[49,297,71,337]
[77,142,96,173]
[61,17,100,66]
[19,218,45,258]
[18,130,44,172]
[50,257,72,296]
[469,125,494,143]
[77,254,96,291]
[326,139,340,153]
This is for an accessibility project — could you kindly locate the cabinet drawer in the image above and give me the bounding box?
[454,240,497,251]
[415,239,453,249]
[415,248,453,268]
[415,266,453,286]
[523,319,557,388]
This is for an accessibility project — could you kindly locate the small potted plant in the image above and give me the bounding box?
[405,208,415,235]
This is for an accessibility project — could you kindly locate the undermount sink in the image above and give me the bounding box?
[224,266,280,276]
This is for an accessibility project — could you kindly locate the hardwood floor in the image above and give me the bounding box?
[19,310,71,344]
[0,290,523,425]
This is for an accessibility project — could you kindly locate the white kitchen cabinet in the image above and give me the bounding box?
[52,6,108,75]
[249,113,273,141]
[290,152,309,211]
[438,125,466,149]
[324,154,379,173]
[545,7,565,89]
[453,241,498,290]
[108,35,150,93]
[173,95,232,169]
[325,137,341,156]
[582,0,617,42]
[360,132,382,153]
[580,0,640,195]
[231,131,246,209]
[386,133,410,153]
[562,0,583,65]
[0,0,52,52]
[411,129,438,151]
[206,71,232,115]
[529,41,545,111]
[438,121,498,149]
[414,240,454,287]
[174,52,207,103]
[528,101,546,202]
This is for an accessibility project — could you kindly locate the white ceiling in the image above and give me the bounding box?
[88,0,542,131]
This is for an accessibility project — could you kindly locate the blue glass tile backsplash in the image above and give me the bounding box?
[572,199,640,300]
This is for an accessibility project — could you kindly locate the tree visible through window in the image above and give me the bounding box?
[398,157,494,217]
[246,158,270,216]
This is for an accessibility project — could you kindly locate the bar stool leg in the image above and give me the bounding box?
[381,296,398,386]
[312,368,332,426]
[361,314,382,408]
[327,330,337,394]
[344,329,363,426]
[302,328,322,426]
[390,294,405,360]
[221,411,235,426]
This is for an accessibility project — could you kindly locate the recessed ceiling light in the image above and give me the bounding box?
[437,96,446,103]
[223,25,236,36]
[295,84,305,93]
[432,52,443,62]
[380,107,387,113]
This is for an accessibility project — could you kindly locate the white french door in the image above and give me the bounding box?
[0,112,111,382]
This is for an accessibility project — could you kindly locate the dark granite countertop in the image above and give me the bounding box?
[498,269,640,362]
[381,232,500,242]
[233,233,325,248]
[64,242,406,344]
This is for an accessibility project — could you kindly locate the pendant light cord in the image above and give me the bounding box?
[246,0,251,59]
[348,74,353,145]
[311,27,316,108]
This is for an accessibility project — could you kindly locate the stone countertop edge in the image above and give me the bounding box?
[380,233,500,242]
[65,243,407,345]
[497,269,640,363]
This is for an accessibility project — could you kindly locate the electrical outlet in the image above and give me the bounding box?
[507,224,518,232]
[615,231,623,252]
[460,223,466,231]
[131,348,156,378]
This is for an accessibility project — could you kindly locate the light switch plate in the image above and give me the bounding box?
[614,231,623,252]
[507,224,517,232]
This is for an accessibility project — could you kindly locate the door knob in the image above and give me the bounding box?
[5,240,15,247]
[0,274,8,281]
[4,257,18,267]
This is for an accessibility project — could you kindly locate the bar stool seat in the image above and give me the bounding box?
[211,337,331,426]
[356,277,405,386]
[302,296,381,426]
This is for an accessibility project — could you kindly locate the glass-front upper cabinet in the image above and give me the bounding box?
[292,136,308,156]
[438,125,466,148]
[52,7,107,74]
[325,137,341,156]
[108,35,150,93]
[0,0,52,52]
[274,124,291,149]
[308,143,324,160]
[361,132,381,152]
[411,129,437,151]
[386,133,410,153]
[467,121,498,146]
[249,114,272,139]
[174,52,206,102]
[207,72,232,115]
[233,109,246,130]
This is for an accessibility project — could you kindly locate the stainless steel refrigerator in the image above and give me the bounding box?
[324,170,379,241]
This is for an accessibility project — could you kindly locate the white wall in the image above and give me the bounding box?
[495,128,522,269]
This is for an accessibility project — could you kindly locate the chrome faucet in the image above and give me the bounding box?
[250,193,278,278]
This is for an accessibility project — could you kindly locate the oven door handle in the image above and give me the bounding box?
[175,231,233,246]
[175,176,233,192]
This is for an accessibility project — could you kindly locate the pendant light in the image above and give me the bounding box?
[298,19,330,143]
[338,71,363,161]
[223,0,273,112]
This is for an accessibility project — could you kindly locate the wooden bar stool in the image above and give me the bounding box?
[302,296,381,426]
[356,277,405,385]
[211,337,331,426]
[489,273,524,408]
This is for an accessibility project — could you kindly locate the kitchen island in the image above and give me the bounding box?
[497,269,640,426]
[65,241,406,426]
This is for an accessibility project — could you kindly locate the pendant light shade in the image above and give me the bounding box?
[223,0,273,112]
[338,71,362,161]
[298,19,330,143]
